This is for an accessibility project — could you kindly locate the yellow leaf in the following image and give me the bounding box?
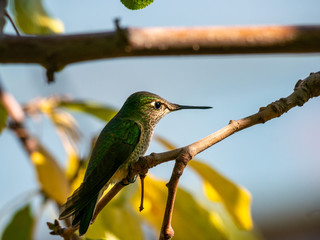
[30,144,70,204]
[70,165,86,193]
[132,175,228,240]
[189,160,253,230]
[154,136,253,230]
[11,0,64,34]
[203,180,222,202]
[209,212,227,236]
[65,148,80,181]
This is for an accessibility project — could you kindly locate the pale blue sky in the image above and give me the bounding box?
[1,0,320,239]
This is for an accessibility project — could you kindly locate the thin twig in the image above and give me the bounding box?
[47,219,79,240]
[4,10,20,36]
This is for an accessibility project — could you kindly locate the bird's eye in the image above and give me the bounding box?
[154,101,162,109]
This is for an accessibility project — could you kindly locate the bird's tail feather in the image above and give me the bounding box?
[59,186,83,220]
[73,195,98,236]
[59,183,104,236]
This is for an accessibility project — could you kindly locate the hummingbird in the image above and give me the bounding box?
[59,91,211,235]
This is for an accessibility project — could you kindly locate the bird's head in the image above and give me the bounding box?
[118,91,212,125]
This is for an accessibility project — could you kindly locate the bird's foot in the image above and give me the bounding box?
[125,163,138,183]
[126,174,137,183]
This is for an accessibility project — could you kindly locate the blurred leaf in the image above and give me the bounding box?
[120,0,154,10]
[47,110,81,145]
[155,135,253,230]
[30,144,71,204]
[11,0,64,34]
[202,180,222,202]
[132,175,228,240]
[70,162,86,193]
[1,204,34,240]
[58,100,117,123]
[85,184,144,240]
[0,102,7,134]
[65,147,80,181]
[36,98,82,169]
[154,135,175,150]
[189,160,253,230]
[69,136,99,194]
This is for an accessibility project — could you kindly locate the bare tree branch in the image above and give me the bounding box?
[0,25,320,70]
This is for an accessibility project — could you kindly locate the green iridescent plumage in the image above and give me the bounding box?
[59,91,211,235]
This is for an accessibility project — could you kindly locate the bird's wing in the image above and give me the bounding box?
[59,119,141,219]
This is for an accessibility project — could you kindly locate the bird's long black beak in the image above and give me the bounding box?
[169,103,212,111]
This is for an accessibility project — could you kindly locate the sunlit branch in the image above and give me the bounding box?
[0,24,320,82]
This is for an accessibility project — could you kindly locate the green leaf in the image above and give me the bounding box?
[11,0,64,34]
[121,0,154,10]
[1,204,34,240]
[0,102,8,134]
[58,100,117,122]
